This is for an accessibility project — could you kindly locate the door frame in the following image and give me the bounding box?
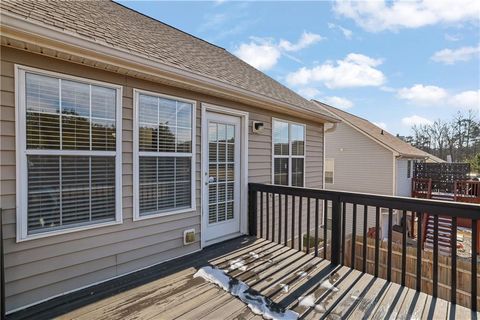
[201,103,249,248]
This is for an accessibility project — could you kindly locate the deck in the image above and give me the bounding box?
[9,236,478,320]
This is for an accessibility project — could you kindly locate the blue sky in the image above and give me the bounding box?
[119,0,480,135]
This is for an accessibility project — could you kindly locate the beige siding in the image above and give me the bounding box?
[324,122,394,235]
[0,46,324,312]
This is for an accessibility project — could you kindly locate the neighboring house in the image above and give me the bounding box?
[313,101,440,237]
[0,1,338,313]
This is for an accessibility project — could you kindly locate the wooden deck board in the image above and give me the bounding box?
[11,236,477,320]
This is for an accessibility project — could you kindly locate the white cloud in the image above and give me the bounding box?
[397,84,448,105]
[402,115,433,127]
[286,53,385,88]
[297,87,321,99]
[323,96,354,109]
[431,45,480,65]
[234,32,323,70]
[234,41,281,71]
[449,90,480,109]
[327,23,353,39]
[373,122,388,129]
[333,0,480,32]
[397,84,479,109]
[445,33,462,41]
[278,32,325,52]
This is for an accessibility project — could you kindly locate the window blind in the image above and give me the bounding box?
[137,92,194,217]
[23,71,119,236]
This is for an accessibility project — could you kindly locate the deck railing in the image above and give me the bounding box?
[248,183,479,311]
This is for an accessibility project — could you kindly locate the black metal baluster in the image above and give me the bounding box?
[416,212,422,291]
[387,208,393,282]
[260,192,264,239]
[342,202,346,265]
[248,188,258,237]
[314,198,319,257]
[266,193,270,241]
[375,206,380,277]
[363,205,368,273]
[291,196,295,249]
[306,198,311,254]
[284,194,288,247]
[323,200,328,259]
[272,193,276,242]
[401,210,407,286]
[451,216,457,304]
[278,194,282,244]
[472,219,478,311]
[331,196,342,265]
[351,204,357,269]
[433,214,439,297]
[298,197,303,251]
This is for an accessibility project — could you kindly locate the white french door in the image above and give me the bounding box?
[202,111,242,244]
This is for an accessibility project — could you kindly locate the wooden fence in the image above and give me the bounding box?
[343,236,480,309]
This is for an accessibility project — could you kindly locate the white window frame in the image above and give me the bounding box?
[325,158,335,184]
[271,118,306,187]
[15,65,123,242]
[133,89,196,221]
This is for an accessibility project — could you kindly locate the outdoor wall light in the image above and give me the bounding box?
[252,121,265,133]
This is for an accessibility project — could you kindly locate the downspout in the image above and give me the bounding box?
[324,122,338,133]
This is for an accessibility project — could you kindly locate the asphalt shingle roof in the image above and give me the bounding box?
[1,0,335,120]
[313,100,441,160]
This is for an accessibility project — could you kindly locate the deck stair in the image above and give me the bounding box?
[424,215,453,254]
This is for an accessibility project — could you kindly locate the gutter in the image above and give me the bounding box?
[0,12,339,124]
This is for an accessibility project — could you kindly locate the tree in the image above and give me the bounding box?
[400,109,480,164]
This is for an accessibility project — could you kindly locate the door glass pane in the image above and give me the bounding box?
[208,121,236,224]
[226,125,235,143]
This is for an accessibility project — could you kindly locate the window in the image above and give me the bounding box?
[134,90,195,219]
[325,158,334,184]
[16,66,122,240]
[272,119,305,187]
[407,160,412,178]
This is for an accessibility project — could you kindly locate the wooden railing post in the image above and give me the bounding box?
[330,196,342,265]
[248,185,257,237]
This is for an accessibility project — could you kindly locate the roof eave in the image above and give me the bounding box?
[1,11,337,124]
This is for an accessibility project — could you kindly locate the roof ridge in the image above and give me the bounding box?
[312,100,431,158]
[112,0,226,51]
[312,99,376,126]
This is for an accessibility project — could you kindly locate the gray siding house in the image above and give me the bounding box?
[0,1,338,313]
[313,101,442,237]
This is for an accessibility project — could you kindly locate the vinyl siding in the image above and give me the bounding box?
[324,122,394,235]
[0,46,324,312]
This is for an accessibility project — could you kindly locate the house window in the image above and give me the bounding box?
[17,67,122,240]
[134,90,195,219]
[407,160,412,178]
[272,119,305,187]
[325,158,334,184]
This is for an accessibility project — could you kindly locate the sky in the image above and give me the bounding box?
[119,0,480,135]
